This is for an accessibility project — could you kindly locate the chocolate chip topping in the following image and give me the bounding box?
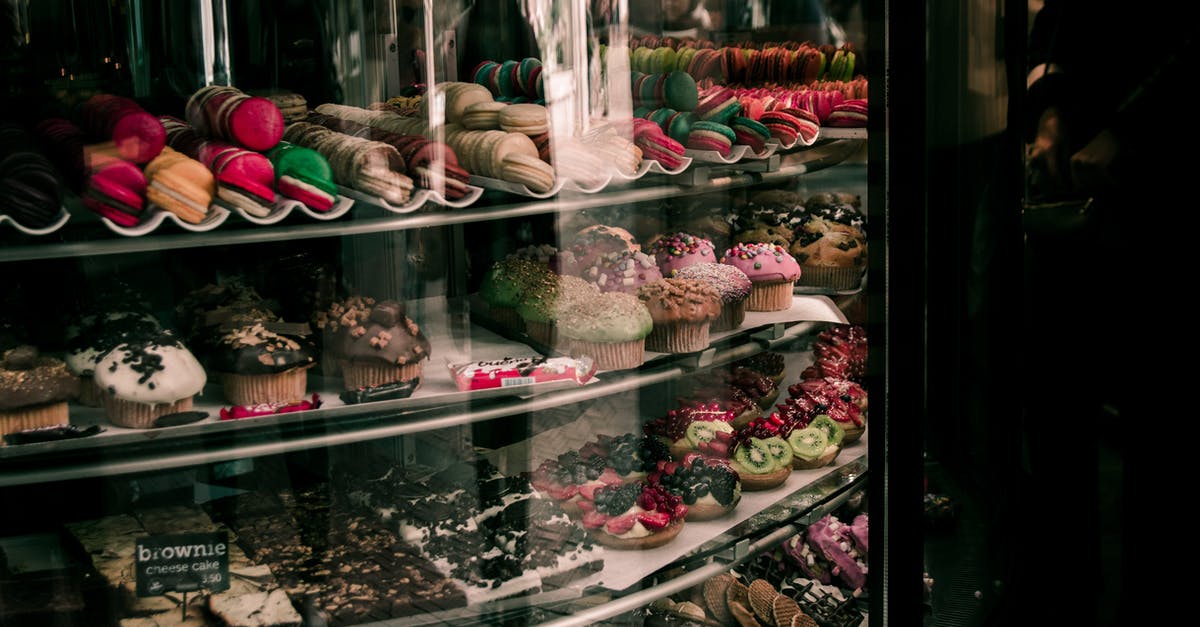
[636,278,722,324]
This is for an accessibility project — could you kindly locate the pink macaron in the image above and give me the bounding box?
[83,160,147,226]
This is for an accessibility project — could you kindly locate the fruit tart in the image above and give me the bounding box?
[578,433,672,484]
[779,377,866,444]
[727,415,794,490]
[786,414,844,470]
[734,351,787,387]
[529,450,624,516]
[800,324,867,383]
[579,482,687,550]
[644,401,738,459]
[648,452,742,521]
[675,381,762,428]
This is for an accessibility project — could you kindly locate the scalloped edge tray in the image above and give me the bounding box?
[468,174,566,199]
[558,172,615,194]
[337,185,432,214]
[229,193,356,225]
[0,209,71,235]
[426,183,486,208]
[632,155,693,177]
[100,204,231,236]
[684,142,783,163]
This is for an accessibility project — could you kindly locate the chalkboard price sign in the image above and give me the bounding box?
[135,532,231,597]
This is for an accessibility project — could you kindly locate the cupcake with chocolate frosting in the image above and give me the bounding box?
[324,298,430,391]
[212,323,316,406]
[1,346,80,440]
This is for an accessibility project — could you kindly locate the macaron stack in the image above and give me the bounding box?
[82,160,147,227]
[79,94,166,164]
[160,116,277,217]
[442,126,555,193]
[729,117,770,153]
[472,57,544,103]
[0,124,65,229]
[32,118,88,190]
[186,85,285,152]
[759,108,820,145]
[694,86,742,124]
[498,103,550,136]
[305,106,471,199]
[265,142,338,212]
[435,82,495,125]
[143,146,216,224]
[827,99,869,127]
[282,122,414,205]
[686,120,736,157]
[247,89,309,123]
[631,71,699,112]
[633,119,686,170]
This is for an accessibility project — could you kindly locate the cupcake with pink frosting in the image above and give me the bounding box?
[580,250,663,294]
[649,232,718,277]
[720,242,801,311]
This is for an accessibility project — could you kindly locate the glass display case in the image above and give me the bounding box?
[1,1,889,625]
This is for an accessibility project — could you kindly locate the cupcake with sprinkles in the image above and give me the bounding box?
[579,250,663,294]
[720,242,801,311]
[673,263,751,331]
[93,330,207,429]
[649,232,717,277]
[517,274,600,348]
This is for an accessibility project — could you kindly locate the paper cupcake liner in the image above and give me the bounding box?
[0,402,69,440]
[101,392,193,429]
[221,367,310,406]
[797,265,865,291]
[487,305,526,333]
[524,319,559,348]
[568,338,645,371]
[746,280,795,311]
[645,320,710,353]
[339,359,423,391]
[710,301,747,332]
[77,376,103,407]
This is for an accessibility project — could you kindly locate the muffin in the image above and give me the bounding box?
[558,292,653,371]
[579,250,663,294]
[733,224,793,249]
[789,216,868,290]
[721,243,801,311]
[479,257,557,331]
[506,243,577,275]
[63,311,162,406]
[649,232,718,277]
[673,263,751,332]
[325,298,430,391]
[516,275,600,348]
[804,191,864,227]
[636,279,722,353]
[211,323,317,406]
[93,331,207,429]
[1,346,80,440]
[567,224,641,271]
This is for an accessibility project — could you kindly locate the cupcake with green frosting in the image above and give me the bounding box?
[478,258,556,332]
[516,275,600,348]
[558,292,653,371]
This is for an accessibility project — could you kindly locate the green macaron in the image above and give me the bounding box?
[663,70,698,112]
[691,120,736,143]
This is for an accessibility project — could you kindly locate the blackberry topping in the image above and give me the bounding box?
[654,457,739,506]
[592,483,640,516]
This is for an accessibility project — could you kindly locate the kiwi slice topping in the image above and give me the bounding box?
[762,435,794,468]
[807,414,845,446]
[734,437,779,474]
[686,420,734,448]
[787,427,829,461]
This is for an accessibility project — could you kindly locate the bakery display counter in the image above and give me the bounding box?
[0,295,845,488]
[0,136,866,263]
